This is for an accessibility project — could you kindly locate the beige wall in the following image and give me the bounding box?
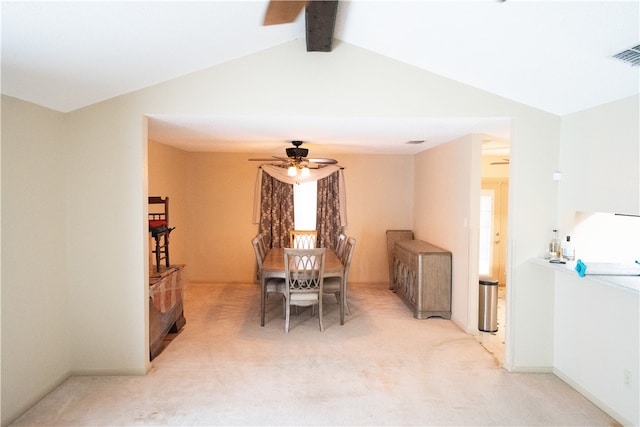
[413,135,482,331]
[147,144,415,284]
[147,141,189,271]
[1,97,70,425]
[183,152,259,282]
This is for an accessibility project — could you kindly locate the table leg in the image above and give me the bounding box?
[260,276,266,326]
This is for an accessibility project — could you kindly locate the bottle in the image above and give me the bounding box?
[562,235,575,261]
[549,229,560,259]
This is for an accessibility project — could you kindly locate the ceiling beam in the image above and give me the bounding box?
[305,1,338,52]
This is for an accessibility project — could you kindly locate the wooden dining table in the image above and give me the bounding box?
[260,247,345,326]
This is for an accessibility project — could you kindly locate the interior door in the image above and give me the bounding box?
[481,179,508,285]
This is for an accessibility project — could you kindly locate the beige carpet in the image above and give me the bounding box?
[12,282,618,426]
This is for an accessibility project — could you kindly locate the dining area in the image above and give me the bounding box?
[251,230,356,332]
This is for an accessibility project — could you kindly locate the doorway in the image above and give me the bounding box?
[480,179,508,284]
[477,147,510,365]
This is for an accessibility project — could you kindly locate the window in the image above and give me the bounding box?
[293,181,317,230]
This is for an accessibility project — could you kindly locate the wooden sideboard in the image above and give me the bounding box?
[386,230,414,290]
[392,240,452,319]
[149,264,186,360]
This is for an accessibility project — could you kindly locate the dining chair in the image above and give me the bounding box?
[283,248,326,333]
[335,233,347,259]
[289,230,318,249]
[323,237,356,317]
[148,196,174,272]
[252,236,285,313]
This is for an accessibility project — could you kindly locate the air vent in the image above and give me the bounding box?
[613,44,640,66]
[406,140,425,145]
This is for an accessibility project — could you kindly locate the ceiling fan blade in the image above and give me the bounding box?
[263,0,307,25]
[308,158,338,164]
[248,156,287,161]
[490,157,510,165]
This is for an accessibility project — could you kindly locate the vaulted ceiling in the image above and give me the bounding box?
[2,1,638,155]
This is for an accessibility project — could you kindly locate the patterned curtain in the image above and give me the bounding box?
[316,171,341,249]
[258,170,294,248]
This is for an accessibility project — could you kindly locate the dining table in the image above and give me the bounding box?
[260,247,345,326]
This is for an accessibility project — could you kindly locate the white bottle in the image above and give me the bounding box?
[549,229,560,259]
[562,235,575,261]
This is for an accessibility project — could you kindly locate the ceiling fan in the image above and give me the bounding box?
[249,140,338,176]
[263,0,338,52]
[490,158,510,165]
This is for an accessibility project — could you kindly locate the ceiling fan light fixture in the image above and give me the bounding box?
[286,140,309,159]
[288,165,298,177]
[300,166,310,177]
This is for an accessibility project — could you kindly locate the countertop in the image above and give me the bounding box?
[529,257,640,294]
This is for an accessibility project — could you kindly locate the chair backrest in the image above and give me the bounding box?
[284,248,326,294]
[289,230,318,248]
[341,237,356,265]
[251,235,266,268]
[148,196,169,229]
[341,237,357,277]
[335,233,347,258]
[256,234,268,259]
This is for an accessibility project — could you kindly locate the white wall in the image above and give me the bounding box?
[558,95,639,220]
[553,270,639,426]
[552,95,640,426]
[1,97,71,425]
[556,95,640,262]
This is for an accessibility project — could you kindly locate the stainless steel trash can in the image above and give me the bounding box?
[478,275,498,332]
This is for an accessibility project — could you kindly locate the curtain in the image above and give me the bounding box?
[253,164,342,223]
[254,165,347,249]
[258,171,294,248]
[316,171,341,249]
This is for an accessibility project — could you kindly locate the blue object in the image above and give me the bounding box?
[575,259,587,277]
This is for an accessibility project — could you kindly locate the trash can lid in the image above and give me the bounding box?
[479,275,499,285]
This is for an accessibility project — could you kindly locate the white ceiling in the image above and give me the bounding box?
[2,1,638,156]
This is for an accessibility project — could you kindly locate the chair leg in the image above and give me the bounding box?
[154,235,161,272]
[281,296,286,318]
[285,300,291,333]
[344,289,351,316]
[318,298,324,332]
[163,233,170,268]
